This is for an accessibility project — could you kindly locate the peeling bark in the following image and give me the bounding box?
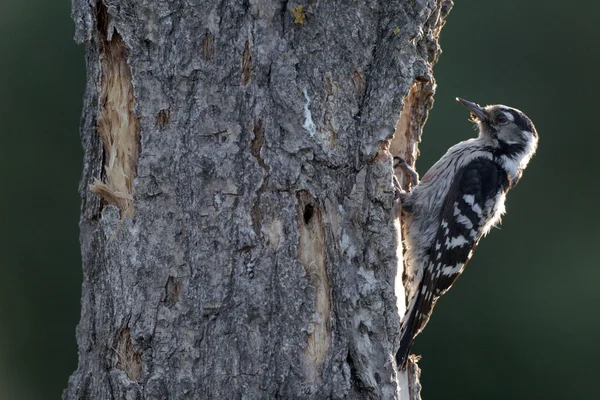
[66,0,452,399]
[90,3,139,218]
[296,190,332,383]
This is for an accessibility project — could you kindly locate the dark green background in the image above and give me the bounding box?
[1,1,598,399]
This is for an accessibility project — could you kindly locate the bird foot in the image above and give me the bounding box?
[393,157,419,188]
[393,175,407,202]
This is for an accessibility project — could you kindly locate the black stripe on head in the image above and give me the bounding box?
[507,109,535,133]
[496,141,527,158]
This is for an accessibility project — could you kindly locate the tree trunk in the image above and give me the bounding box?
[65,0,452,399]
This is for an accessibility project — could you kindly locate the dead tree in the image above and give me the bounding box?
[65,0,452,398]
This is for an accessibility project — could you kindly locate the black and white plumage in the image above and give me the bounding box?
[395,98,538,369]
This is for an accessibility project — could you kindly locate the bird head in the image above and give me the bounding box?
[456,97,538,170]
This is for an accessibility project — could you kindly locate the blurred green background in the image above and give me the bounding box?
[1,1,84,399]
[1,1,598,399]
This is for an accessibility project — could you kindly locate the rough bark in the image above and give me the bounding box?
[66,0,452,399]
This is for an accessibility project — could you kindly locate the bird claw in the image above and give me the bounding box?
[393,175,407,202]
[394,156,419,188]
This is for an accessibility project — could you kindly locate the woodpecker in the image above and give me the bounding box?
[394,98,538,369]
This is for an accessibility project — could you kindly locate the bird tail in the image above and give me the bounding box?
[396,294,421,370]
[396,300,417,371]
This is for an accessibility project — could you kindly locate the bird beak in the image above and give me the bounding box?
[456,98,488,122]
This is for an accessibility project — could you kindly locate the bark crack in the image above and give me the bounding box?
[202,29,215,61]
[241,38,253,86]
[115,327,142,382]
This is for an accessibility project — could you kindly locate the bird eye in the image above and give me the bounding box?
[496,114,508,124]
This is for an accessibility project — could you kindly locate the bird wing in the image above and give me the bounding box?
[413,156,509,335]
[397,157,511,368]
